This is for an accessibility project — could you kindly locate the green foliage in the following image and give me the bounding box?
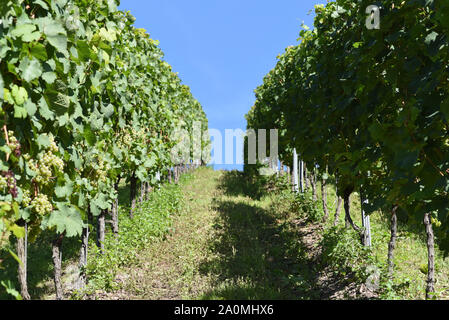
[264,174,290,194]
[291,193,322,223]
[0,0,210,294]
[268,188,296,219]
[246,0,449,253]
[320,226,375,282]
[82,182,183,292]
[1,280,22,300]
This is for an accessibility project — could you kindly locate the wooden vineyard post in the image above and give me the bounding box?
[112,178,120,236]
[97,210,105,254]
[78,225,89,289]
[17,221,30,300]
[52,233,64,300]
[130,173,137,218]
[388,205,398,278]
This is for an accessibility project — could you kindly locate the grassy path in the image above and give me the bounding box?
[111,167,322,300]
[112,167,222,299]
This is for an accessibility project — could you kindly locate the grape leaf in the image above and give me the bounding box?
[10,24,36,39]
[30,43,48,61]
[24,99,37,116]
[11,85,28,105]
[44,204,84,238]
[19,57,43,82]
[14,106,27,119]
[22,31,41,42]
[38,96,54,120]
[42,72,56,84]
[37,134,50,148]
[55,181,73,198]
[41,18,68,55]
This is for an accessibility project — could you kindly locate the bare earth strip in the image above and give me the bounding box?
[112,168,224,300]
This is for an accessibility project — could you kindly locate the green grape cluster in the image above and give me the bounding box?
[21,189,31,207]
[119,127,147,150]
[30,193,52,216]
[28,138,64,186]
[0,176,8,191]
[92,158,111,187]
[49,137,59,154]
[7,131,20,154]
[0,171,17,198]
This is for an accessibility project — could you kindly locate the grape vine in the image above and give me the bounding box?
[0,0,210,299]
[246,0,449,299]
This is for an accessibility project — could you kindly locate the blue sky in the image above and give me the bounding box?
[118,1,318,170]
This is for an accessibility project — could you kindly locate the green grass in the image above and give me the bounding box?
[199,192,312,299]
[191,170,318,299]
[78,179,185,297]
[203,169,449,300]
[107,167,224,299]
[309,178,449,300]
[2,167,448,300]
[0,172,189,300]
